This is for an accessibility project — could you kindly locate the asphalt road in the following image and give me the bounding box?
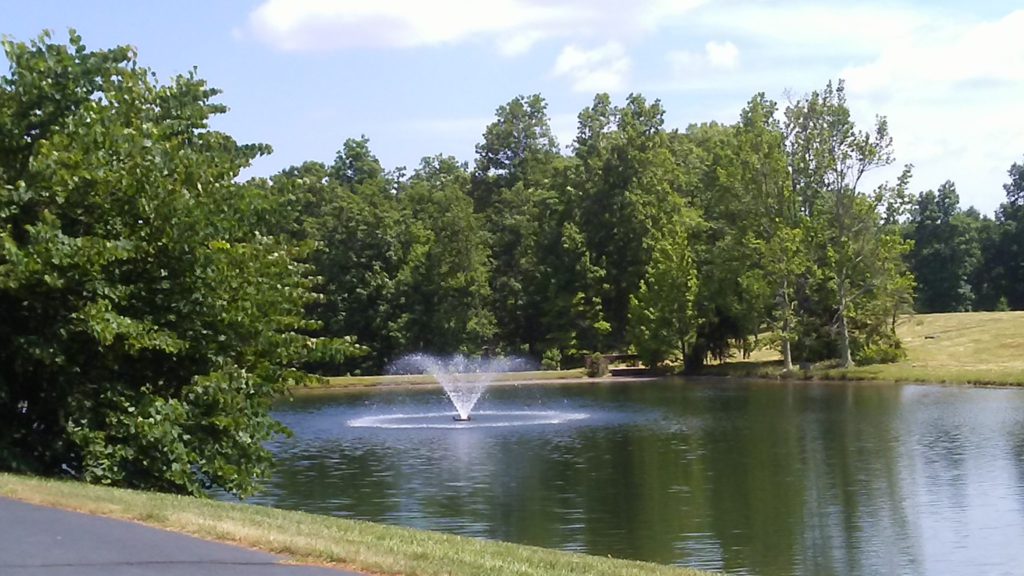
[0,497,363,576]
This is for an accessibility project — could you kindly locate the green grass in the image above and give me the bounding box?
[0,474,712,576]
[709,311,1024,386]
[304,368,589,390]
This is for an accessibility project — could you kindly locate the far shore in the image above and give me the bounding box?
[291,370,659,395]
[293,312,1024,393]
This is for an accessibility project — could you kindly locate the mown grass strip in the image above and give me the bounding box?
[304,369,589,390]
[0,474,713,576]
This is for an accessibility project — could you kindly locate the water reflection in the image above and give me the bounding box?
[241,380,1024,576]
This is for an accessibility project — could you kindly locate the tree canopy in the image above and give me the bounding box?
[0,31,356,495]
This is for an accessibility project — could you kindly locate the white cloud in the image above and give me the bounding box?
[834,9,1024,212]
[653,3,1023,213]
[842,10,1024,94]
[693,3,927,57]
[705,40,739,69]
[552,42,631,93]
[246,0,705,54]
[669,40,740,74]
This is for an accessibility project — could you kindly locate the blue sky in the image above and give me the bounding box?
[5,0,1023,214]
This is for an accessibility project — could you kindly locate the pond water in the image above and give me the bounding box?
[245,379,1024,576]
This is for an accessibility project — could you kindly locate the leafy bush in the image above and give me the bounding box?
[584,353,609,377]
[852,331,906,365]
[540,348,562,370]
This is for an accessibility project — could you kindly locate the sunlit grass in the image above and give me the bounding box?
[305,368,589,390]
[0,474,712,576]
[712,311,1024,386]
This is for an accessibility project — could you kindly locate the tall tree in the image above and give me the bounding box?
[735,94,807,371]
[400,155,495,353]
[286,138,409,374]
[784,80,907,367]
[0,31,355,494]
[472,95,562,353]
[996,158,1024,309]
[573,93,689,347]
[471,94,560,212]
[967,209,1007,310]
[907,181,981,312]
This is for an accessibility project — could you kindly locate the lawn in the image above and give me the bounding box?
[305,368,589,390]
[711,311,1024,386]
[0,474,713,576]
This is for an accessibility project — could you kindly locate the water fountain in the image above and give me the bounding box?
[346,353,588,429]
[392,353,530,421]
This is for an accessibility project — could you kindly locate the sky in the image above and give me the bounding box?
[4,0,1023,214]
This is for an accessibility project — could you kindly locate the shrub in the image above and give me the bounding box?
[584,353,609,377]
[540,348,562,370]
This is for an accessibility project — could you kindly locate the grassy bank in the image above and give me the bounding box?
[305,368,589,390]
[709,311,1024,386]
[0,474,711,576]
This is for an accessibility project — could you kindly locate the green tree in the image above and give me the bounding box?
[472,95,563,354]
[731,95,807,370]
[312,138,409,374]
[400,155,495,352]
[573,93,690,348]
[471,94,560,212]
[0,31,355,495]
[784,80,909,367]
[907,181,981,312]
[967,208,1007,310]
[996,158,1024,309]
[628,218,698,367]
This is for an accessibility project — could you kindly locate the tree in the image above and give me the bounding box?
[732,94,807,371]
[302,138,409,374]
[0,31,355,495]
[472,95,563,354]
[573,93,689,348]
[471,94,560,212]
[907,182,981,312]
[784,80,908,367]
[628,218,698,367]
[968,209,1007,310]
[996,158,1024,309]
[400,155,495,352]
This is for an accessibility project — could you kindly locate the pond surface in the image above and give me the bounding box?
[246,379,1024,576]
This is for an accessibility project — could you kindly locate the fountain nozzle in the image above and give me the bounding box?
[453,415,472,422]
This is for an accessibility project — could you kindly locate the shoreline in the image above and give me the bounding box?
[0,474,711,576]
[289,373,660,395]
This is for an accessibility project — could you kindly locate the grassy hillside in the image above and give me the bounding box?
[714,311,1024,385]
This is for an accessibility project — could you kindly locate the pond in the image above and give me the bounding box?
[245,379,1024,576]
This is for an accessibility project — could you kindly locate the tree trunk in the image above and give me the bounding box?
[684,340,707,373]
[782,334,794,372]
[781,283,794,372]
[837,302,853,368]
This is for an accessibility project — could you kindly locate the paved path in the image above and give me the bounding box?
[0,498,362,576]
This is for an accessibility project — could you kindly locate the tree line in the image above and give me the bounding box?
[1,32,1021,494]
[284,85,918,374]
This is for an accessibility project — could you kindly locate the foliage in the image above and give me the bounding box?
[906,182,981,312]
[540,347,562,370]
[0,31,356,495]
[995,158,1024,309]
[628,219,698,367]
[399,155,495,353]
[584,353,609,377]
[784,80,912,367]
